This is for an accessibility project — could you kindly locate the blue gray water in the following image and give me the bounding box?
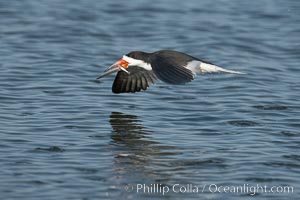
[0,0,299,199]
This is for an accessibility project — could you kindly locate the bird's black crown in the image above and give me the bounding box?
[126,51,151,61]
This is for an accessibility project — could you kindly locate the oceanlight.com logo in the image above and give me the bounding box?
[124,183,294,196]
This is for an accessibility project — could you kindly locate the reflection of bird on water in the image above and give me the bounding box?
[109,112,178,161]
[109,112,182,199]
[109,111,181,154]
[109,112,157,182]
[109,112,154,145]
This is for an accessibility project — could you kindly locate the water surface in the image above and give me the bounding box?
[0,0,299,199]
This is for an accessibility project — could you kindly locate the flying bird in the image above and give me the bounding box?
[97,50,244,93]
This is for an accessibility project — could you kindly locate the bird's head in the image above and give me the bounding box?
[96,51,150,79]
[96,56,130,79]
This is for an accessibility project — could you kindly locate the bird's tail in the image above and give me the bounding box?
[200,62,246,74]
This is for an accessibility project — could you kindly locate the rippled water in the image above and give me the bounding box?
[1,0,299,199]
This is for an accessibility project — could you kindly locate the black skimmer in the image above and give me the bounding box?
[97,50,244,93]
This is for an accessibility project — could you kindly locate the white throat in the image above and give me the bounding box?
[122,55,152,71]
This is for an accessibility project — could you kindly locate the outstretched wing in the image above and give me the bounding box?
[150,50,196,85]
[112,66,158,93]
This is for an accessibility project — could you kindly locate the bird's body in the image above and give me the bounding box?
[97,50,244,93]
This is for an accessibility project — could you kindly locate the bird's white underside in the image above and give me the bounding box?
[186,61,244,75]
[123,55,244,75]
